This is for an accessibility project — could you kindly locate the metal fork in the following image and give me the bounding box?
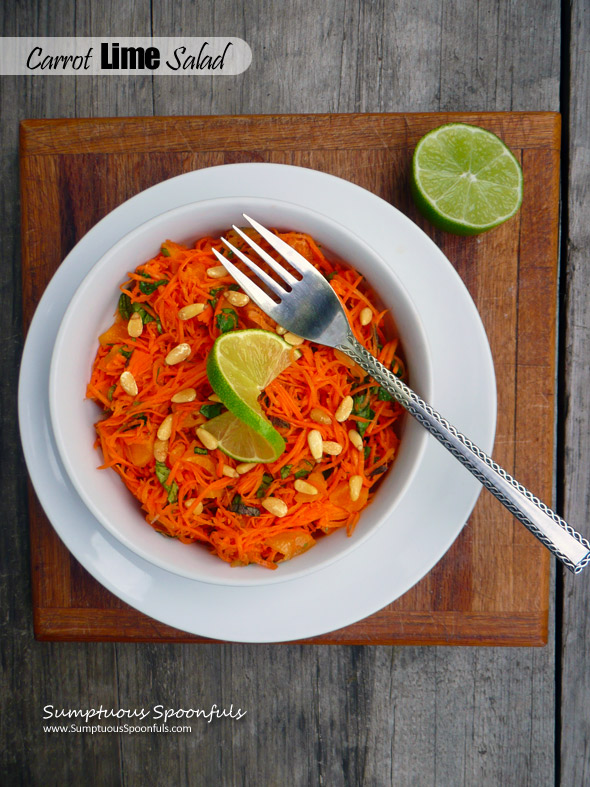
[212,215,590,573]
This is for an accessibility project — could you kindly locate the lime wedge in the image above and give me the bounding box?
[411,123,523,235]
[205,329,295,462]
[201,410,282,463]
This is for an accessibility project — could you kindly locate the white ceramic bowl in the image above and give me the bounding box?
[49,196,433,586]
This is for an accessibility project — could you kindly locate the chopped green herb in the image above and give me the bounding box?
[256,472,274,498]
[207,286,224,309]
[193,446,208,455]
[216,308,239,334]
[294,459,314,479]
[167,481,179,504]
[229,495,260,517]
[227,283,240,291]
[132,303,155,325]
[161,246,171,257]
[155,460,170,486]
[356,416,374,437]
[155,460,179,504]
[119,348,133,360]
[107,384,116,401]
[118,293,132,320]
[364,445,371,460]
[352,393,375,437]
[139,278,168,295]
[280,465,292,479]
[199,402,223,419]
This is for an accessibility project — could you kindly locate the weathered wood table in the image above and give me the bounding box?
[2,2,589,784]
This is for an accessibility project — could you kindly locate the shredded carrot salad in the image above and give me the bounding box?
[86,229,406,569]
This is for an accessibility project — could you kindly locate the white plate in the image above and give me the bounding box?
[18,163,496,643]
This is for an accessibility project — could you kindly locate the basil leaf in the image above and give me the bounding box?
[200,403,223,419]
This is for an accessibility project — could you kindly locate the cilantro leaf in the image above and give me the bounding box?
[216,308,239,334]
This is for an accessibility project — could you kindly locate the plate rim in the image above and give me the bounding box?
[18,161,497,642]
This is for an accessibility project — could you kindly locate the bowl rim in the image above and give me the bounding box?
[48,195,433,586]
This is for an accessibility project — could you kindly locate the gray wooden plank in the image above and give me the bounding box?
[1,1,563,785]
[560,1,590,784]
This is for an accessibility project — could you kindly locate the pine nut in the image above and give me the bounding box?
[348,429,363,451]
[225,291,250,307]
[196,427,218,451]
[276,326,287,335]
[222,465,239,478]
[184,499,204,515]
[323,440,343,456]
[307,429,323,461]
[178,303,205,320]
[208,393,222,402]
[127,312,143,338]
[294,479,318,495]
[153,439,168,462]
[310,407,332,425]
[157,414,173,441]
[207,265,227,278]
[284,332,304,346]
[236,462,257,474]
[360,307,373,326]
[349,475,363,502]
[261,497,288,517]
[119,371,138,396]
[165,343,191,365]
[171,387,197,403]
[335,395,353,422]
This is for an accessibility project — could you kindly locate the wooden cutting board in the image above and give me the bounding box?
[20,113,559,645]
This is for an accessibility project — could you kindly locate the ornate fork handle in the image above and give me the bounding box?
[340,334,590,574]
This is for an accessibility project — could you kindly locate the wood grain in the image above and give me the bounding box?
[20,113,558,646]
[2,1,566,785]
[561,1,590,784]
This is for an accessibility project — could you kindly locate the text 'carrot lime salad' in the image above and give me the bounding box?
[86,228,406,569]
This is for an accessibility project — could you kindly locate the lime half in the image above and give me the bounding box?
[201,410,282,463]
[205,329,295,462]
[411,123,523,235]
